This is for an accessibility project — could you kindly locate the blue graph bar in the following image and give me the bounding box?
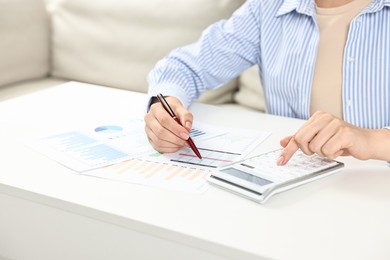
[71,144,128,164]
[42,131,130,167]
[43,131,96,150]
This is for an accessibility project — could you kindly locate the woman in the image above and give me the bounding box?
[144,0,390,165]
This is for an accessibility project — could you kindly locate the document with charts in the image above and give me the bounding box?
[23,117,225,172]
[83,128,271,193]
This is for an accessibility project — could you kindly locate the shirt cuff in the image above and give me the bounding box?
[145,96,158,113]
[147,83,191,111]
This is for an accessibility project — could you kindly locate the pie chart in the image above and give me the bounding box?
[94,125,123,133]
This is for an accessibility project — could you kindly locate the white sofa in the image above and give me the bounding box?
[0,0,265,111]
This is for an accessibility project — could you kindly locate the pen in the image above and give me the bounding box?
[156,93,202,159]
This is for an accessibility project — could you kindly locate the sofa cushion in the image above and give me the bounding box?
[0,78,67,102]
[234,65,266,112]
[50,0,245,101]
[0,0,49,87]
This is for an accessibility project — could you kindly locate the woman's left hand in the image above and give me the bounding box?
[278,111,390,165]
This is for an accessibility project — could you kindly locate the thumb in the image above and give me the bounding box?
[280,135,293,148]
[175,105,194,131]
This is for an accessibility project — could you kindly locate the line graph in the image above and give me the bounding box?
[170,148,241,168]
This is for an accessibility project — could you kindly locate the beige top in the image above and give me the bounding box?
[310,0,371,118]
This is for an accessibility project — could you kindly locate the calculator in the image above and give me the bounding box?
[208,149,344,203]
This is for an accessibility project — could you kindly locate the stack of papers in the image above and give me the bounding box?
[23,117,270,193]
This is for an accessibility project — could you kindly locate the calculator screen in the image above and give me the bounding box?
[221,167,273,186]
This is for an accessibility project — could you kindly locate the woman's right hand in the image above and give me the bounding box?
[144,96,193,153]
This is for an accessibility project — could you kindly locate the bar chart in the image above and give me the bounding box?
[39,131,130,171]
[86,158,211,193]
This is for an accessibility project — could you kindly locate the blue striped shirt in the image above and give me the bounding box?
[148,0,390,129]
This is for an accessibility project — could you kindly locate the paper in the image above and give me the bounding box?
[24,118,225,172]
[84,128,271,193]
[148,129,271,168]
[85,158,211,193]
[24,115,270,193]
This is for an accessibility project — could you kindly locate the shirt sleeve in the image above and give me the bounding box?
[147,0,261,108]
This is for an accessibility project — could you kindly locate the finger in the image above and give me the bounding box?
[293,113,334,155]
[332,149,345,159]
[164,96,194,131]
[320,130,350,160]
[175,105,193,131]
[149,103,190,141]
[280,135,293,148]
[293,110,326,130]
[307,118,340,157]
[277,137,299,166]
[144,111,187,147]
[147,117,188,147]
[145,125,185,153]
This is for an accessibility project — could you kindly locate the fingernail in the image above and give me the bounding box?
[180,132,189,140]
[277,156,285,166]
[185,121,192,129]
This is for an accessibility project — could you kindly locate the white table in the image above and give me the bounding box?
[0,82,389,260]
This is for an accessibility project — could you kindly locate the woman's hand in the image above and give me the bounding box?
[278,111,390,165]
[144,96,193,153]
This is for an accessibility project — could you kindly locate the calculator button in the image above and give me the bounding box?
[243,150,338,182]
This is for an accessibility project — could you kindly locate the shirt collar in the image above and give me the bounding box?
[276,0,315,17]
[276,0,390,17]
[364,0,390,13]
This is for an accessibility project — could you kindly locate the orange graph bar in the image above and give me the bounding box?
[145,164,165,179]
[201,171,210,179]
[167,165,175,172]
[181,168,194,178]
[165,166,184,180]
[113,160,130,170]
[141,162,158,174]
[189,170,201,181]
[118,159,140,174]
[134,160,149,171]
